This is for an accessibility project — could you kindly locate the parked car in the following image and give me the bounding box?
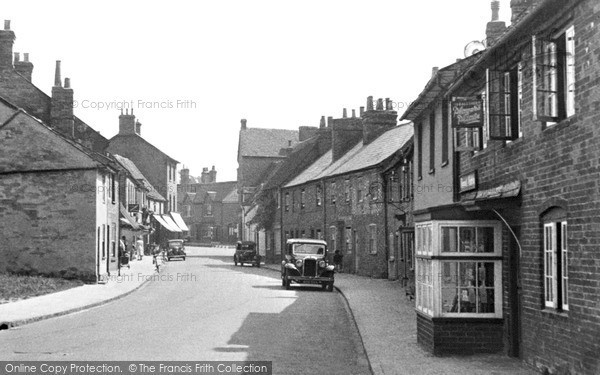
[281,239,334,292]
[166,239,186,261]
[234,241,261,267]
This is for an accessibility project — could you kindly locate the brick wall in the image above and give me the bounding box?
[456,1,600,372]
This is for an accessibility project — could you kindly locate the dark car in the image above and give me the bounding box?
[234,241,261,267]
[281,239,334,292]
[166,239,186,261]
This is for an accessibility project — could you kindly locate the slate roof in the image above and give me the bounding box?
[112,154,166,202]
[238,127,299,158]
[109,133,179,163]
[178,181,237,204]
[222,188,239,204]
[262,135,325,190]
[285,124,413,188]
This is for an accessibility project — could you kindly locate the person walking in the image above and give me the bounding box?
[333,250,343,273]
[136,237,144,260]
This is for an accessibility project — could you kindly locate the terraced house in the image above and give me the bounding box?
[404,0,600,373]
[282,98,413,280]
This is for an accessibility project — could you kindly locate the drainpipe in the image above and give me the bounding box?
[382,172,391,279]
[279,187,284,264]
[321,179,327,258]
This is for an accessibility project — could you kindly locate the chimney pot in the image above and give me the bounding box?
[23,53,29,62]
[64,78,70,89]
[367,96,374,111]
[54,60,62,87]
[376,98,384,110]
[13,52,19,62]
[385,98,392,111]
[491,0,500,21]
[241,118,247,129]
[319,116,326,128]
[352,109,356,118]
[360,106,365,116]
[4,20,10,30]
[327,116,333,127]
[432,67,439,78]
[343,108,347,118]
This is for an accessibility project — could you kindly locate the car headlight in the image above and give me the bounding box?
[295,259,303,268]
[318,260,326,268]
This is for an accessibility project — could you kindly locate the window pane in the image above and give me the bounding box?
[442,262,459,313]
[459,227,476,252]
[441,227,458,252]
[476,227,494,252]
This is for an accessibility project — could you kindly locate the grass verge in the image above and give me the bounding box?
[0,274,83,304]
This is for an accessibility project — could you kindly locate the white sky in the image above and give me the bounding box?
[4,0,512,182]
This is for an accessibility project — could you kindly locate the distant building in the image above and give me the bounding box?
[178,167,238,244]
[107,111,179,214]
[237,119,302,241]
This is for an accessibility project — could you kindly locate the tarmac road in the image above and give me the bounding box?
[0,247,370,375]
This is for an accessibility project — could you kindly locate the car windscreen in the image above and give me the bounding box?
[292,244,325,255]
[169,242,183,249]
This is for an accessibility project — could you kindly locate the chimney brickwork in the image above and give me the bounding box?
[362,96,397,145]
[118,109,137,135]
[486,1,507,46]
[331,116,363,162]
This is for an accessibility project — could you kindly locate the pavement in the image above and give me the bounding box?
[0,255,156,329]
[0,248,537,375]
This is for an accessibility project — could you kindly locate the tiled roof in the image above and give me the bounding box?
[238,127,299,158]
[113,154,166,202]
[285,124,413,187]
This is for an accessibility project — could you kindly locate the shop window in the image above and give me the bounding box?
[415,220,502,318]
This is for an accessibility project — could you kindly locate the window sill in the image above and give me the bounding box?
[542,114,575,133]
[428,169,435,175]
[441,160,448,168]
[540,308,569,319]
[417,176,423,181]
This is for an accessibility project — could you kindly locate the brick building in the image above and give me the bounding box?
[178,167,238,244]
[237,119,301,241]
[0,99,120,282]
[107,110,179,215]
[281,98,413,279]
[404,0,600,373]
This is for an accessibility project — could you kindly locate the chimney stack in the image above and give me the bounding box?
[319,116,326,128]
[180,167,190,186]
[241,118,247,130]
[510,0,540,24]
[0,20,15,71]
[51,60,75,138]
[135,120,142,135]
[343,108,347,118]
[367,96,374,111]
[118,108,137,135]
[362,95,397,145]
[208,165,217,183]
[486,0,507,47]
[331,116,363,162]
[14,51,34,81]
[201,167,209,183]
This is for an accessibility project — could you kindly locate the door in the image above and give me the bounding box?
[400,230,415,292]
[508,226,522,357]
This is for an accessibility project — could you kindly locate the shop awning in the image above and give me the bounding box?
[170,212,190,232]
[162,214,183,233]
[153,214,178,232]
[461,180,521,207]
[120,204,140,230]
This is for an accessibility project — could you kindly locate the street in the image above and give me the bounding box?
[0,247,370,375]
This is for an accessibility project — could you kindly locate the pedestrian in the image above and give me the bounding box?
[333,250,343,272]
[136,237,144,260]
[119,236,127,258]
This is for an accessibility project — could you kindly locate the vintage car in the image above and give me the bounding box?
[281,239,334,291]
[166,239,186,261]
[234,241,261,267]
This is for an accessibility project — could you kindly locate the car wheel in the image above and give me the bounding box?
[326,281,334,292]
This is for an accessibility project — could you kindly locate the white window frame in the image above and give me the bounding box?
[415,220,503,318]
[544,221,569,310]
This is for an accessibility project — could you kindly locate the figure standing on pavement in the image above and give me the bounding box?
[136,236,144,260]
[333,250,343,272]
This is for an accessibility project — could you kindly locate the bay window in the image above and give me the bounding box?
[415,221,503,318]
